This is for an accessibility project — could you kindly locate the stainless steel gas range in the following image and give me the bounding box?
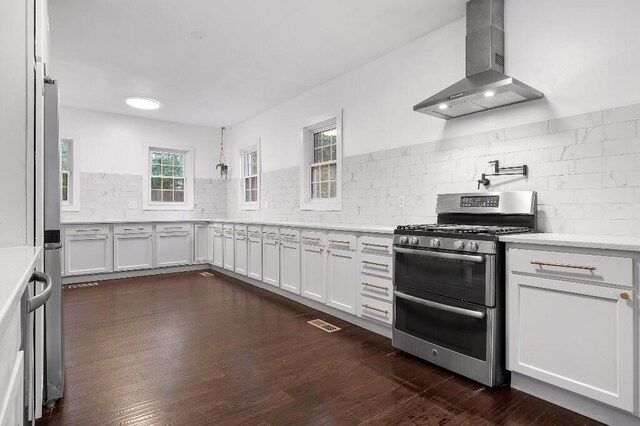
[392,191,537,387]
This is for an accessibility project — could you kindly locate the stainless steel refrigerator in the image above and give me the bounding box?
[43,79,64,406]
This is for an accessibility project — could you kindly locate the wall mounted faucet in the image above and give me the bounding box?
[477,160,528,189]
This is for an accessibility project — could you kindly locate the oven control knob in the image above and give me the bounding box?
[431,239,441,248]
[454,240,466,250]
[469,241,479,252]
[410,237,419,245]
[399,236,409,245]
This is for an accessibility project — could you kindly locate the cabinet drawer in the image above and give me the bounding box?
[156,223,191,233]
[359,295,392,325]
[248,226,262,238]
[113,223,153,234]
[211,223,223,231]
[280,228,300,243]
[235,225,248,237]
[327,233,357,251]
[509,248,632,287]
[360,252,393,279]
[359,274,392,302]
[223,225,235,235]
[64,224,110,236]
[301,230,325,246]
[359,235,393,256]
[263,227,279,240]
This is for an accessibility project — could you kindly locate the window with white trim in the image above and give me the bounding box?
[61,139,73,204]
[143,145,194,210]
[300,111,342,211]
[239,143,260,210]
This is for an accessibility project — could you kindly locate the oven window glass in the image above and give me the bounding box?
[395,250,490,305]
[395,291,487,360]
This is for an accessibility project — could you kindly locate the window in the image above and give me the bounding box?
[60,138,79,211]
[143,145,194,210]
[239,142,260,210]
[150,150,185,203]
[300,111,342,211]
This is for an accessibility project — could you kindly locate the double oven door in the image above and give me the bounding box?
[392,244,506,387]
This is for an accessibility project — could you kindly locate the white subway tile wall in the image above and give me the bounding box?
[226,103,640,236]
[61,173,227,222]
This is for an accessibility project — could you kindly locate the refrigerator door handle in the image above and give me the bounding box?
[26,272,53,313]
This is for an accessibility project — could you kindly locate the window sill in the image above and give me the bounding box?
[239,203,260,211]
[61,204,80,212]
[143,203,194,211]
[300,200,342,211]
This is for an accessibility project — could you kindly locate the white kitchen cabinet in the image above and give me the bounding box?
[262,228,279,286]
[193,223,210,264]
[212,224,224,268]
[234,226,248,276]
[223,225,235,271]
[280,229,301,294]
[508,273,634,411]
[156,224,192,267]
[64,232,113,276]
[113,232,153,271]
[207,224,214,262]
[301,244,326,303]
[326,247,357,314]
[247,227,262,281]
[0,352,23,426]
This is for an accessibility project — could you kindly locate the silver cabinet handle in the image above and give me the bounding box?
[393,247,485,264]
[329,239,350,245]
[361,304,388,315]
[281,233,297,237]
[123,227,145,231]
[362,242,389,249]
[394,291,485,319]
[76,228,100,233]
[362,282,389,292]
[27,271,53,313]
[362,260,389,269]
[530,261,596,271]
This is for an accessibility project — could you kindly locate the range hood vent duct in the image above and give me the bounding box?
[414,0,542,120]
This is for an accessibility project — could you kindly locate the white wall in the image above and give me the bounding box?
[60,107,220,179]
[226,0,640,176]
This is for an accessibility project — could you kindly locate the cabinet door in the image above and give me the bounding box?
[114,233,153,271]
[326,249,357,314]
[213,232,224,268]
[223,235,235,271]
[207,225,214,262]
[280,242,300,294]
[235,236,248,276]
[64,234,113,276]
[0,352,23,426]
[301,245,326,303]
[156,232,191,267]
[193,224,210,264]
[262,239,279,286]
[248,237,262,281]
[508,274,634,411]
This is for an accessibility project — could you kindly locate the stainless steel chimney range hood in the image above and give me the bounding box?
[414,0,542,120]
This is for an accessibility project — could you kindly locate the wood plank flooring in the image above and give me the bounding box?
[38,271,602,425]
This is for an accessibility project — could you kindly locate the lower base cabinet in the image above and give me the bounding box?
[64,233,113,276]
[0,352,23,425]
[280,241,300,294]
[326,248,357,314]
[248,232,262,281]
[156,232,191,267]
[262,238,279,286]
[212,228,224,268]
[114,233,153,271]
[193,223,211,264]
[301,244,326,302]
[508,273,634,411]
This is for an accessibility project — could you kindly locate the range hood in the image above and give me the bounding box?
[414,0,542,120]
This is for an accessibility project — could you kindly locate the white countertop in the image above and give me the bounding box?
[61,218,395,234]
[500,233,640,252]
[0,246,41,327]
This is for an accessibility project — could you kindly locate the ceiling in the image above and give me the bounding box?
[49,0,466,127]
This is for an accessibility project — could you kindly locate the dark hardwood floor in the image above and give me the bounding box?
[38,271,601,425]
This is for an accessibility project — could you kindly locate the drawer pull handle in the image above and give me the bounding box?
[362,282,388,292]
[303,236,320,240]
[620,292,630,300]
[362,304,388,315]
[362,243,389,249]
[76,228,100,232]
[281,233,297,237]
[362,260,389,269]
[530,261,596,271]
[329,239,350,245]
[123,227,145,231]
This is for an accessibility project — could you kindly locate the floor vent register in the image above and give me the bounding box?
[65,282,99,289]
[199,272,215,277]
[307,319,341,333]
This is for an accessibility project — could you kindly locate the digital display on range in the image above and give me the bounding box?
[460,196,500,208]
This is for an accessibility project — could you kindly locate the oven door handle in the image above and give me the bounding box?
[393,291,486,319]
[393,247,485,263]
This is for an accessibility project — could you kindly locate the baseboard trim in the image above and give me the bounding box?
[62,264,209,284]
[208,265,392,338]
[511,372,639,425]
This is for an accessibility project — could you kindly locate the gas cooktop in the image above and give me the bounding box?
[395,224,533,236]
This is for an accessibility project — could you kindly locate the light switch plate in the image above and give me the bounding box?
[128,201,138,210]
[399,195,405,208]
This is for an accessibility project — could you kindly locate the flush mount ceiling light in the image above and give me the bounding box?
[438,104,448,110]
[484,90,495,97]
[125,97,160,110]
